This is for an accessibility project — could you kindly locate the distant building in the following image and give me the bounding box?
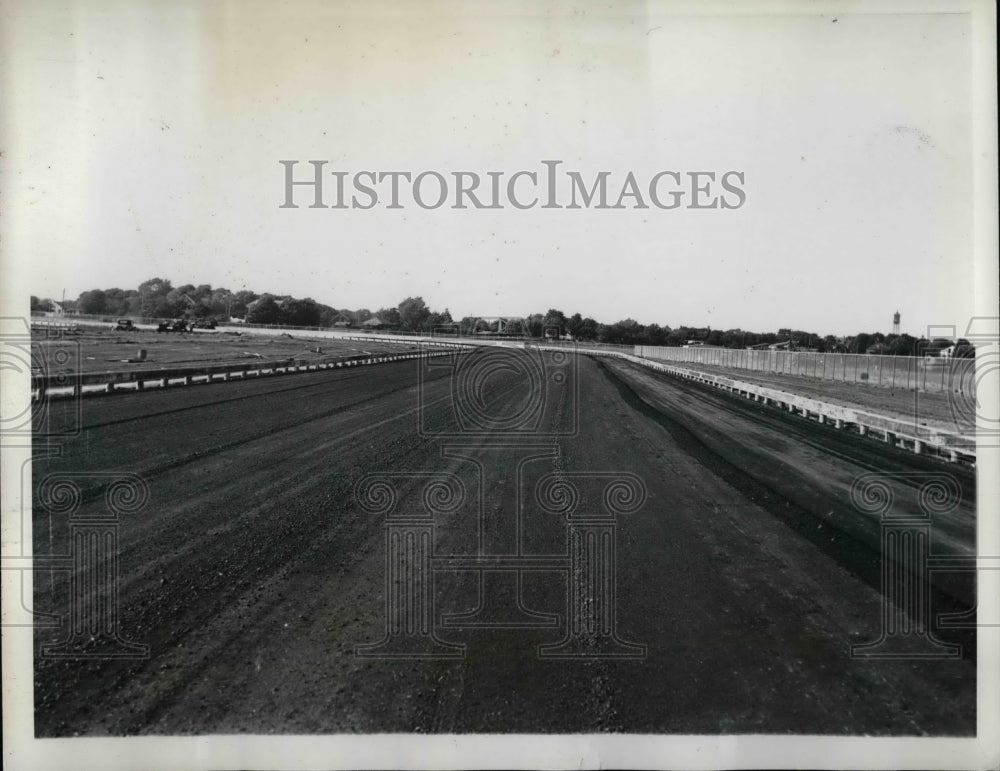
[48,301,79,317]
[362,316,385,329]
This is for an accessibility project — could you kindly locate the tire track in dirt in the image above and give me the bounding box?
[71,364,435,432]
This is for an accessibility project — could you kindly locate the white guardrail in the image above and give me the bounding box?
[595,350,976,464]
[31,342,466,399]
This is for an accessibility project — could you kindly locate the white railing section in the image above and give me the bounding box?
[597,351,975,463]
[634,344,975,395]
[31,346,467,400]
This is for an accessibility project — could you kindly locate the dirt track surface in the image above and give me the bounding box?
[32,351,975,735]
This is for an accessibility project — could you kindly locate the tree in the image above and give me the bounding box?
[576,317,599,341]
[599,319,645,345]
[376,307,401,327]
[524,314,544,338]
[886,334,915,356]
[542,309,567,338]
[426,309,455,332]
[820,335,839,353]
[318,305,341,328]
[279,297,321,327]
[77,289,109,315]
[245,295,281,324]
[206,288,230,317]
[849,333,873,354]
[398,297,430,331]
[229,290,258,319]
[101,288,132,315]
[645,323,668,346]
[953,338,976,358]
[136,277,177,317]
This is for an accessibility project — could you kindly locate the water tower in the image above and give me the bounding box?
[892,310,900,335]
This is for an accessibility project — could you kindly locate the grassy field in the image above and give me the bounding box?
[31,326,425,375]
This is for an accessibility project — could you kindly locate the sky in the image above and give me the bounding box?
[1,0,982,336]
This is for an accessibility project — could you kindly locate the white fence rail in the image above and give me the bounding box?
[634,345,975,395]
[32,348,464,399]
[608,352,975,462]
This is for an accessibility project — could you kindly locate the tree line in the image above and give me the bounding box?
[31,279,971,356]
[30,279,453,333]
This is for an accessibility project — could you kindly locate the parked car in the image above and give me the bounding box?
[157,319,190,333]
[114,319,136,331]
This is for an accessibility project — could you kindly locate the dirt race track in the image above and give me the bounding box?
[31,350,976,735]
